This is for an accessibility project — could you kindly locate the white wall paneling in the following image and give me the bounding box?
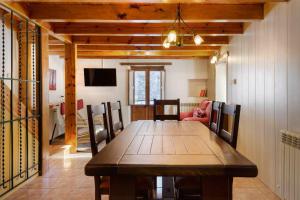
[227,1,300,198]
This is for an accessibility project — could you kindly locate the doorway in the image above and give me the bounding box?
[129,66,165,121]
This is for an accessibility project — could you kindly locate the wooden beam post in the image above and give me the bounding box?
[40,28,50,175]
[65,43,77,153]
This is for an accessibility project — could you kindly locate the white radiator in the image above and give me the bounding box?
[280,130,300,200]
[180,103,199,112]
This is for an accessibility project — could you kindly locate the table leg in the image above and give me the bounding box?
[202,176,233,200]
[162,176,175,198]
[110,175,136,200]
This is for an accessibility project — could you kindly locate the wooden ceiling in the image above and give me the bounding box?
[4,0,287,59]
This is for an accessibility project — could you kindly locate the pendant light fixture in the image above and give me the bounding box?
[162,4,204,48]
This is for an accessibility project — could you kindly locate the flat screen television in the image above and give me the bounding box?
[84,68,117,86]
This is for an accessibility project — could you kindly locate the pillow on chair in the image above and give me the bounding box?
[193,108,206,118]
[200,99,210,110]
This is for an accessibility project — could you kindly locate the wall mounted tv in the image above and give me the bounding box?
[84,68,117,86]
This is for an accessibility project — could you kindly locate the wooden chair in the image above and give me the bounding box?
[107,101,124,140]
[88,103,154,200]
[215,103,241,200]
[153,99,180,121]
[209,101,224,133]
[175,101,224,200]
[86,103,111,200]
[218,103,241,149]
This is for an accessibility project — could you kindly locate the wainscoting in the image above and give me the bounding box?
[226,0,300,199]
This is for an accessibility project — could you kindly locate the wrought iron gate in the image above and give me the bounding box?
[0,4,42,197]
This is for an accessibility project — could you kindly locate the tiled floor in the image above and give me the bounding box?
[5,145,280,200]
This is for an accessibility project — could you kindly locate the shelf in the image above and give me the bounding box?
[188,79,207,98]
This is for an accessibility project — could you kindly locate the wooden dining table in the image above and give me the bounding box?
[85,120,258,200]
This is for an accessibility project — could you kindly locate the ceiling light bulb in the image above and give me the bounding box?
[194,34,204,46]
[163,39,171,48]
[210,55,218,64]
[168,30,177,43]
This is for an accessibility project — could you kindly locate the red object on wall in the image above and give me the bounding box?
[60,99,84,115]
[49,69,57,90]
[77,99,84,110]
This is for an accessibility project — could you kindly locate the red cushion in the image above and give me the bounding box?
[180,112,193,120]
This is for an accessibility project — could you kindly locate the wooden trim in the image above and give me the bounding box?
[51,22,243,36]
[64,43,77,153]
[130,66,165,71]
[49,45,221,51]
[145,70,150,105]
[7,0,287,3]
[27,3,264,22]
[72,36,229,45]
[40,28,50,175]
[121,62,171,66]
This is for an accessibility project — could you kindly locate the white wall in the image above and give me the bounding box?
[48,55,65,139]
[49,55,65,104]
[215,62,227,102]
[165,59,208,102]
[226,1,300,198]
[76,58,209,126]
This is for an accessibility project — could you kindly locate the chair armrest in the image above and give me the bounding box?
[180,112,193,120]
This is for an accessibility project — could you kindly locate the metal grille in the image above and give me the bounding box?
[0,5,42,197]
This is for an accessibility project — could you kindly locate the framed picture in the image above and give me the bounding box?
[49,69,56,90]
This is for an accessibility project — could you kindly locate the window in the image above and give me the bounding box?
[129,67,165,105]
[134,71,146,105]
[149,71,162,104]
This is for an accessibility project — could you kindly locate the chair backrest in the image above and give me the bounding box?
[153,99,180,121]
[107,101,124,140]
[209,101,224,133]
[86,103,109,157]
[218,104,241,149]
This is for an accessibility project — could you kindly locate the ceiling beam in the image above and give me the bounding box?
[50,50,213,57]
[49,51,210,59]
[71,36,228,45]
[27,3,264,22]
[6,0,287,3]
[76,50,213,57]
[51,22,243,36]
[49,44,221,51]
[1,2,72,43]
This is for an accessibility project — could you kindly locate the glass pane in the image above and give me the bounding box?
[134,71,146,105]
[150,71,161,105]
